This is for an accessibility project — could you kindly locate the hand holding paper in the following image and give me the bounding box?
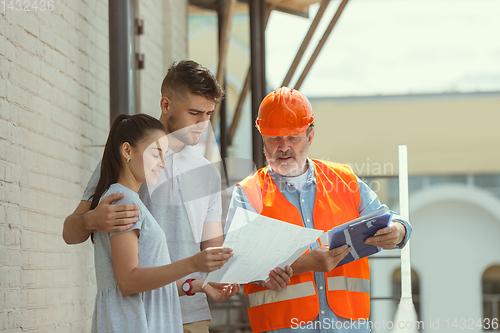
[260,266,294,290]
[191,246,234,273]
[204,208,324,286]
[288,244,351,275]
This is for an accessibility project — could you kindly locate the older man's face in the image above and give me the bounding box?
[262,129,314,177]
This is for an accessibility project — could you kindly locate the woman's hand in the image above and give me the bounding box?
[190,247,233,273]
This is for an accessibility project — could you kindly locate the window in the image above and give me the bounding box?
[475,175,500,189]
[428,175,467,185]
[483,265,500,330]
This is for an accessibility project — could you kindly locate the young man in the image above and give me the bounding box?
[63,61,290,332]
[226,87,413,333]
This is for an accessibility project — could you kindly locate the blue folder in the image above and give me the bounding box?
[329,208,393,267]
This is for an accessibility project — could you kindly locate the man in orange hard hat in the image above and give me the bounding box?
[225,87,413,332]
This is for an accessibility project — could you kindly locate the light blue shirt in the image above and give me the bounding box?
[226,159,412,333]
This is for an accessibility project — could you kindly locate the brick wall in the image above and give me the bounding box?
[0,0,187,331]
[139,0,188,117]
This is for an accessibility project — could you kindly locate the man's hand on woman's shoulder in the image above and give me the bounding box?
[85,192,140,233]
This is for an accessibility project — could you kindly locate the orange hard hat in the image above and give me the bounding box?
[255,87,314,136]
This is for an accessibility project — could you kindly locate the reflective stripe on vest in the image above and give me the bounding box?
[327,276,370,294]
[245,281,316,308]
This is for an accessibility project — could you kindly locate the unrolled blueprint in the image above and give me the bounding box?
[204,207,324,285]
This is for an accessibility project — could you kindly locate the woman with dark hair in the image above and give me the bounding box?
[89,114,234,332]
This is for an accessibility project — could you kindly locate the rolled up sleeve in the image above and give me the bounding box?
[357,177,412,249]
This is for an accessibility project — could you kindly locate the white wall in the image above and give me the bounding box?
[0,0,187,331]
[411,186,500,331]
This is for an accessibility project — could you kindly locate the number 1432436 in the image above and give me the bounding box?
[2,0,54,12]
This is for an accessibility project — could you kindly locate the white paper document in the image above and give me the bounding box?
[204,207,324,286]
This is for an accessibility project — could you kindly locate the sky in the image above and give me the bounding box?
[265,0,500,97]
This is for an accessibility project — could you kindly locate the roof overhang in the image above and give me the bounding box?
[189,0,323,18]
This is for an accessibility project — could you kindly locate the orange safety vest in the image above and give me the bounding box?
[238,159,370,332]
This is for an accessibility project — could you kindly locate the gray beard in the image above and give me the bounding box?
[264,148,308,177]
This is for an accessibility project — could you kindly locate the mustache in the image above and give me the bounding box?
[273,150,296,161]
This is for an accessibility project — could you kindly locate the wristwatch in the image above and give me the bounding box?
[182,278,196,296]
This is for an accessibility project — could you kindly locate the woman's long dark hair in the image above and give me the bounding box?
[90,114,166,210]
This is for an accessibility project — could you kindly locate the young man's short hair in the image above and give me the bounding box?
[161,60,224,104]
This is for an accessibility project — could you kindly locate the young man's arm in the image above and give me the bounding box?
[62,161,140,245]
[63,200,93,244]
[174,279,240,302]
[62,193,140,244]
[200,165,224,250]
[200,221,224,250]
